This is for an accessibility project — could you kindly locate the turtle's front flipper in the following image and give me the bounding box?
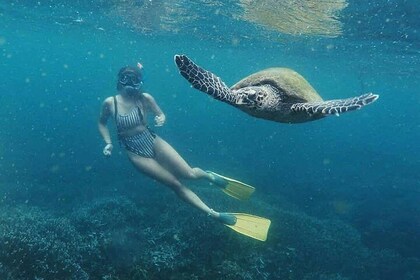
[291,93,379,116]
[174,55,236,104]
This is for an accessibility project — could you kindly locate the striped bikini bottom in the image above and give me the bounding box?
[119,128,156,158]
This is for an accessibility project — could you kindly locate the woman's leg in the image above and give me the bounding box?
[127,152,219,218]
[153,136,214,181]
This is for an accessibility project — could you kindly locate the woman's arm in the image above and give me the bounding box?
[98,97,114,156]
[143,92,166,126]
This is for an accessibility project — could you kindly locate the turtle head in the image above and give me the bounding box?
[234,85,282,111]
[234,87,261,108]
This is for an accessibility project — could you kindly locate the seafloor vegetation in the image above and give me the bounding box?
[0,178,418,280]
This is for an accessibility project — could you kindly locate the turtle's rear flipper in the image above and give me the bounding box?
[174,54,234,104]
[291,93,379,116]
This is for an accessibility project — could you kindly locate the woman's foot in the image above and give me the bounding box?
[208,209,237,225]
[207,171,228,187]
[217,213,237,225]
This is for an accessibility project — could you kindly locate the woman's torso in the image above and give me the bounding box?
[113,94,148,138]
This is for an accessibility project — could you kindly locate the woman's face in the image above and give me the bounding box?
[117,68,143,94]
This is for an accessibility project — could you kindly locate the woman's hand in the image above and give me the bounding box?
[154,114,166,127]
[103,143,113,157]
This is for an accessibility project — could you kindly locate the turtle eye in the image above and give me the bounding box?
[248,91,257,100]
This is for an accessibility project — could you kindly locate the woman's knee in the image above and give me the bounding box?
[185,170,198,179]
[183,167,204,179]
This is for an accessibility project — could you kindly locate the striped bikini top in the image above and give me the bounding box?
[113,96,145,132]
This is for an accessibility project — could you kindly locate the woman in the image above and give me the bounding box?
[98,64,239,225]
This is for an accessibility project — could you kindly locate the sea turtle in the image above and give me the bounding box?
[174,55,379,123]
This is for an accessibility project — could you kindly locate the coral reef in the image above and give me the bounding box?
[0,183,418,279]
[0,206,90,280]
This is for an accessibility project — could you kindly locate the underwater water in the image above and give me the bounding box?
[0,0,419,279]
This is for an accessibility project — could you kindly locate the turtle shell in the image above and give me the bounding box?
[231,68,323,104]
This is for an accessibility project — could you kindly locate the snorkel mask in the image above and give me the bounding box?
[117,66,143,92]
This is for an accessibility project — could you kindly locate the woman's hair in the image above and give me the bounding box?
[116,66,143,90]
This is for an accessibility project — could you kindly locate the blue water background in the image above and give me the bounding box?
[0,0,419,278]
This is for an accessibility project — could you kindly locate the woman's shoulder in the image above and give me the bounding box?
[102,96,117,110]
[104,95,118,104]
[141,92,156,103]
[142,92,153,99]
[104,96,113,102]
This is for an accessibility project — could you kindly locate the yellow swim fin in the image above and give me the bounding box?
[207,171,255,200]
[218,212,271,241]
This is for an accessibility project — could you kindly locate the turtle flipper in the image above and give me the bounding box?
[174,55,236,104]
[291,93,379,116]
